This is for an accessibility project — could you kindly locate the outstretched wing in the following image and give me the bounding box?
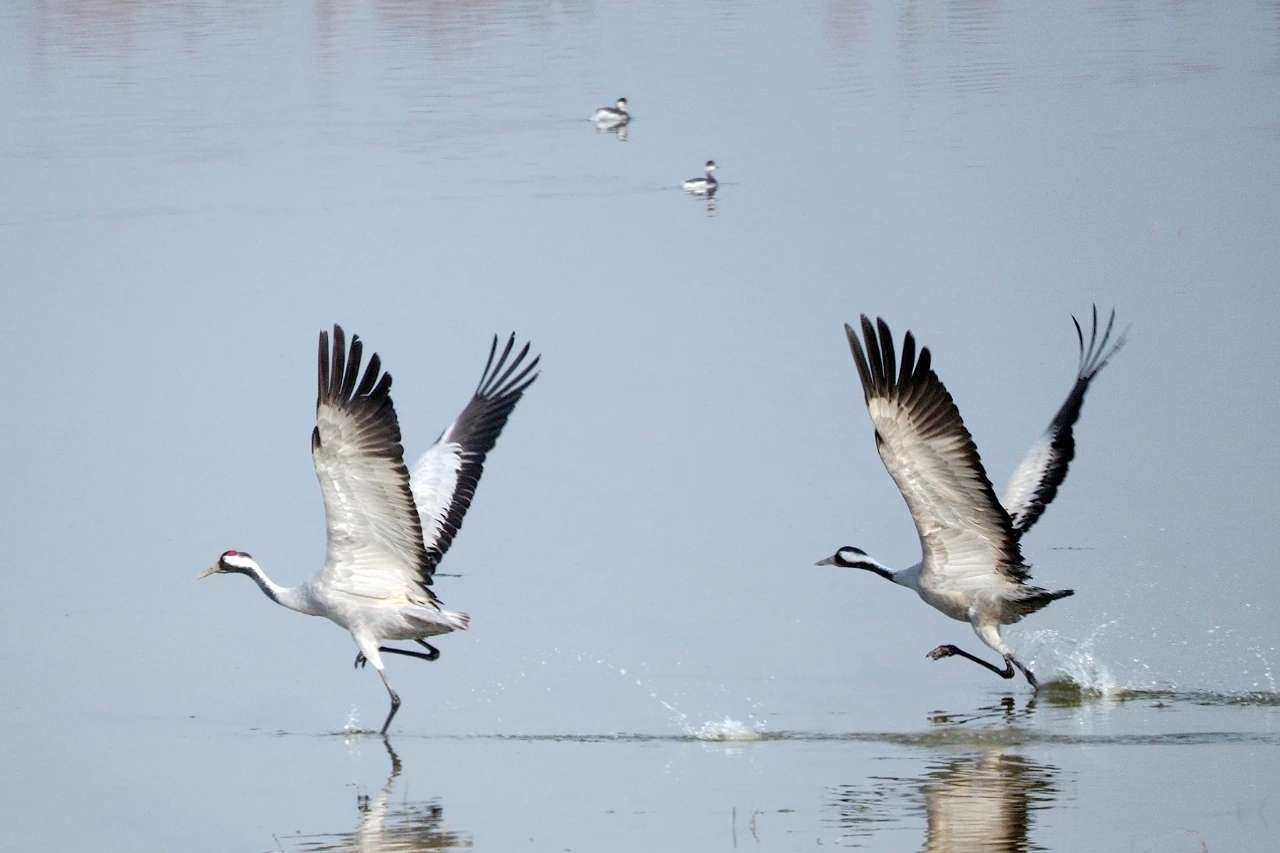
[312,326,434,601]
[1002,306,1128,537]
[845,316,1030,593]
[410,334,539,579]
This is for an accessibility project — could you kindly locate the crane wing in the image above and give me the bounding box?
[312,326,434,601]
[845,316,1030,595]
[410,334,539,578]
[1002,306,1127,538]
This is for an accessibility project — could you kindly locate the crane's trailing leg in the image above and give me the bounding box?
[926,645,1039,689]
[377,668,401,735]
[927,644,1015,678]
[355,641,441,669]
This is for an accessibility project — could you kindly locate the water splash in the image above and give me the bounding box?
[1019,616,1280,697]
[564,649,770,740]
[689,717,766,741]
[1248,645,1278,693]
[341,705,362,734]
[564,649,694,730]
[1021,622,1119,694]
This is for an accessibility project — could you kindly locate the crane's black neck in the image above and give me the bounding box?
[227,565,281,604]
[834,554,895,581]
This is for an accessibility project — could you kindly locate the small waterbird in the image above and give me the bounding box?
[817,308,1126,687]
[682,160,718,194]
[200,327,538,733]
[591,97,629,126]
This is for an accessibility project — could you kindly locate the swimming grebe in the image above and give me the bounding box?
[591,97,629,125]
[682,160,718,194]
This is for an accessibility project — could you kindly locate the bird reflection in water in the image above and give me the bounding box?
[827,701,1058,851]
[592,121,629,142]
[926,695,1037,727]
[284,738,472,852]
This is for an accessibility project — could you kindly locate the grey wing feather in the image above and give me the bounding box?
[845,317,1031,589]
[312,326,436,600]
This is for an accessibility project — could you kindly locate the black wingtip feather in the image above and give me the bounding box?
[355,353,381,398]
[340,336,363,400]
[317,329,330,406]
[490,341,532,392]
[475,335,500,395]
[860,316,883,395]
[331,326,347,402]
[844,322,873,401]
[876,317,896,395]
[898,331,916,389]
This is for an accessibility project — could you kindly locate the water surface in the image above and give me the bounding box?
[3,1,1278,850]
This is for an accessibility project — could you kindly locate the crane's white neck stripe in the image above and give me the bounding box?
[223,553,257,571]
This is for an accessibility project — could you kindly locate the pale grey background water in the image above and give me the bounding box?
[2,1,1279,851]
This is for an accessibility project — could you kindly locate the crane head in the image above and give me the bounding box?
[814,546,866,567]
[198,549,258,579]
[815,547,896,581]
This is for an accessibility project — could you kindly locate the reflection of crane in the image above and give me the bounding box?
[200,327,538,733]
[818,308,1126,687]
[287,738,472,852]
[921,751,1055,853]
[828,736,1058,852]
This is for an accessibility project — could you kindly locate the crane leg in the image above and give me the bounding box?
[927,644,1018,680]
[1009,656,1039,689]
[354,641,440,669]
[377,668,401,735]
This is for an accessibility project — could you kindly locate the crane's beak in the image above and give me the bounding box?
[197,564,220,579]
[815,556,835,566]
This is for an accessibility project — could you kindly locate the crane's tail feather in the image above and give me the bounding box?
[409,607,470,635]
[1004,587,1074,622]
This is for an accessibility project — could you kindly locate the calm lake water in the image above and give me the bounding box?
[3,1,1279,851]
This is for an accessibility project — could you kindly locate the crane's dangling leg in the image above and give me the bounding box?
[1009,656,1039,689]
[377,668,401,735]
[354,641,440,669]
[352,639,402,733]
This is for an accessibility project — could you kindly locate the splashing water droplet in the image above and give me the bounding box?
[342,706,361,733]
[688,717,765,741]
[1021,622,1118,693]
